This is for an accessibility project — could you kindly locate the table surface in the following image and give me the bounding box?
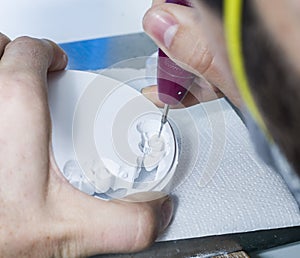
[1,0,151,42]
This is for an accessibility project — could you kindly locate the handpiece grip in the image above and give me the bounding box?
[157,0,195,106]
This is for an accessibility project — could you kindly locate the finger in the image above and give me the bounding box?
[1,36,67,76]
[0,37,67,194]
[142,84,202,108]
[143,2,242,108]
[43,39,68,72]
[142,79,224,109]
[186,78,225,105]
[49,178,173,256]
[152,0,165,5]
[142,85,165,108]
[0,32,10,57]
[141,84,218,108]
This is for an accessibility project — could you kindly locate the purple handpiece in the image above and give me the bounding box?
[164,0,191,5]
[157,0,195,106]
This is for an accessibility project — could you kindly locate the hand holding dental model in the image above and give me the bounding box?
[0,33,173,257]
[2,0,300,256]
[0,1,239,255]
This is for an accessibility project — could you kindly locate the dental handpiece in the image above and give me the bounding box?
[157,0,196,137]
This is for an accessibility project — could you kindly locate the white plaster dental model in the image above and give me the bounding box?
[64,111,177,200]
[48,70,178,200]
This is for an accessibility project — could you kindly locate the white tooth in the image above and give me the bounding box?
[63,160,82,180]
[143,155,160,171]
[149,134,165,152]
[80,178,95,195]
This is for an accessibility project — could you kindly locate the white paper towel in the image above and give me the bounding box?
[49,68,300,243]
[160,100,300,241]
[97,66,300,242]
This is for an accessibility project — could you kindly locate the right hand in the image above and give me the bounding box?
[142,0,242,108]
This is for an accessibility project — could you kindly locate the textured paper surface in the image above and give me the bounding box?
[49,69,300,243]
[98,67,300,242]
[160,100,300,241]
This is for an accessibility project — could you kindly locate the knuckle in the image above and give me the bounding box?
[6,36,50,58]
[186,41,215,75]
[11,36,39,47]
[0,33,10,46]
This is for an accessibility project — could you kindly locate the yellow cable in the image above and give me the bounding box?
[224,0,268,134]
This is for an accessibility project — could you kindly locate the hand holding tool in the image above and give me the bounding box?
[157,0,196,136]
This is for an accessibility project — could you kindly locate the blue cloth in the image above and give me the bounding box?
[60,37,110,70]
[59,33,157,71]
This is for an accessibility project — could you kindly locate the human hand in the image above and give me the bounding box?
[0,33,173,257]
[142,0,242,108]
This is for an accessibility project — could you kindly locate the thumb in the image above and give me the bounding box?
[143,2,242,108]
[53,185,173,256]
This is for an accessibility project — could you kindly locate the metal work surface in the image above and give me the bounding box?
[92,226,300,258]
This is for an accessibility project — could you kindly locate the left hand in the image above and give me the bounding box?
[0,34,173,257]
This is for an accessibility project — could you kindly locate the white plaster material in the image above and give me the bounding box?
[131,116,174,178]
[61,114,177,199]
[48,69,300,243]
[49,70,178,199]
[63,160,95,195]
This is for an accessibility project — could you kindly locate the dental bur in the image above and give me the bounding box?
[157,0,196,137]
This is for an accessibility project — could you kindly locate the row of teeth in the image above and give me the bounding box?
[62,120,171,197]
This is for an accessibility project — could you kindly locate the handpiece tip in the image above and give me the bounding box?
[158,104,170,138]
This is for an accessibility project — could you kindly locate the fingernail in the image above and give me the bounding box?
[160,197,174,232]
[144,9,179,49]
[141,86,151,94]
[141,86,157,102]
[141,87,146,94]
[62,53,68,65]
[141,86,156,99]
